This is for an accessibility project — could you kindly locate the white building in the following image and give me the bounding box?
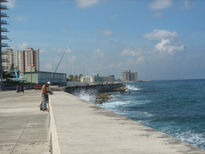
[2,48,19,71]
[121,70,138,82]
[80,74,116,84]
[80,75,94,83]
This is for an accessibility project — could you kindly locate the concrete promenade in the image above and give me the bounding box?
[50,91,205,154]
[0,90,49,154]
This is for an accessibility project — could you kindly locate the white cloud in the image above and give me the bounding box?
[183,0,193,9]
[149,0,173,10]
[54,48,72,53]
[76,0,99,8]
[107,64,114,68]
[93,48,104,58]
[19,42,28,50]
[56,48,62,53]
[127,56,144,65]
[6,0,15,9]
[144,29,177,40]
[143,29,184,55]
[152,13,163,18]
[39,49,48,53]
[45,63,52,71]
[137,56,145,63]
[121,48,146,64]
[65,48,72,53]
[155,39,184,55]
[67,56,76,63]
[13,16,27,22]
[121,49,141,57]
[103,30,113,36]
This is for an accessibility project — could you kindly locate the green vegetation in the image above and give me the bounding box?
[67,74,83,82]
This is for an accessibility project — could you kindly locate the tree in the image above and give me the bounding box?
[9,64,15,72]
[3,71,12,80]
[67,74,74,81]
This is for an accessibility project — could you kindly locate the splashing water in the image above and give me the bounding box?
[75,90,96,103]
[126,84,141,91]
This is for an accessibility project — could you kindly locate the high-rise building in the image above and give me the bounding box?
[21,48,39,73]
[130,72,138,82]
[0,0,9,90]
[121,70,138,82]
[121,70,131,81]
[2,48,19,71]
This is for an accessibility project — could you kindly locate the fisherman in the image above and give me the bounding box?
[40,81,52,111]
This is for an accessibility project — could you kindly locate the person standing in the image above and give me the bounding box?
[41,81,52,111]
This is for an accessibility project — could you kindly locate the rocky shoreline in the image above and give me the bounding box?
[95,93,112,104]
[95,85,127,104]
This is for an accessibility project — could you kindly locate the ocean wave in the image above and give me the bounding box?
[121,111,153,118]
[100,100,129,108]
[76,90,96,103]
[159,127,205,150]
[126,84,141,91]
[175,131,205,150]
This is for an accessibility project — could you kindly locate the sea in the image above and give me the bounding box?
[78,79,205,150]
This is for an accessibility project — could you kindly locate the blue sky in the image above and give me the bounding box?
[4,0,205,80]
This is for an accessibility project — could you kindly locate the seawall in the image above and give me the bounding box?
[65,82,125,94]
[49,91,205,154]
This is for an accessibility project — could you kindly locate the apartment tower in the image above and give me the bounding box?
[0,0,9,90]
[2,48,19,71]
[121,70,138,82]
[21,48,39,73]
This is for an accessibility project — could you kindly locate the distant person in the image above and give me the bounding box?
[40,81,52,111]
[16,84,24,93]
[16,84,20,93]
[21,85,24,93]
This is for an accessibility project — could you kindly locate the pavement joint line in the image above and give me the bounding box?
[9,119,29,154]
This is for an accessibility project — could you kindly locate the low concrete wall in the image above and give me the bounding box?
[49,96,61,154]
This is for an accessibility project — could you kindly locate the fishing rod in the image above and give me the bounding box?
[54,38,73,73]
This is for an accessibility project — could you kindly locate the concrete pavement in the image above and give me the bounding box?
[0,90,49,154]
[50,91,205,154]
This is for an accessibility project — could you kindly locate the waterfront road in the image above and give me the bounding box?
[50,91,205,154]
[0,90,49,154]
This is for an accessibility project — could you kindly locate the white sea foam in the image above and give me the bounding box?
[175,131,205,149]
[100,101,129,108]
[160,128,205,150]
[126,85,140,91]
[76,90,96,103]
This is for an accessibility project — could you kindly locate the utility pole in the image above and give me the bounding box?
[0,0,8,90]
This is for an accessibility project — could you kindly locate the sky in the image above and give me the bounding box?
[4,0,205,80]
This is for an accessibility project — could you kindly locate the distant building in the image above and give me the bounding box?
[80,74,116,84]
[21,48,39,73]
[121,70,138,82]
[2,48,19,72]
[2,47,40,74]
[80,75,94,83]
[23,71,67,86]
[130,72,137,81]
[0,0,9,90]
[107,75,115,82]
[93,74,115,83]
